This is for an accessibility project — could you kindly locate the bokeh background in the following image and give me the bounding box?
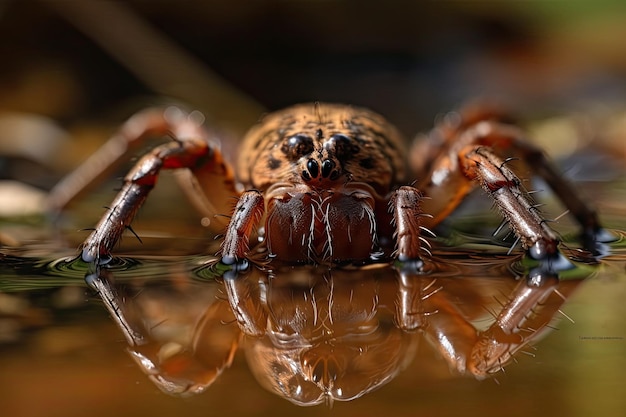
[3,0,626,150]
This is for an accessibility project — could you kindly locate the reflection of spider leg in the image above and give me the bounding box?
[407,270,575,378]
[395,270,441,331]
[85,267,145,345]
[87,265,241,396]
[467,274,565,378]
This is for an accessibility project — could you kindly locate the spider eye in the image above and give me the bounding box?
[328,133,359,162]
[281,134,314,160]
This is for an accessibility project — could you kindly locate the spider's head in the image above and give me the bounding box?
[282,132,357,187]
[237,103,406,194]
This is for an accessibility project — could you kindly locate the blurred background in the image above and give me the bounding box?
[0,0,625,218]
[4,0,626,125]
[0,1,625,417]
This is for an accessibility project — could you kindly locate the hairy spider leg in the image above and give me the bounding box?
[220,190,265,266]
[459,145,561,259]
[414,113,611,253]
[47,109,170,212]
[389,185,428,263]
[466,121,609,244]
[48,108,182,211]
[78,110,238,263]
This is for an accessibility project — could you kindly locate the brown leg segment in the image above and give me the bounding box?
[220,190,265,266]
[81,138,229,263]
[460,145,563,263]
[512,132,614,249]
[390,185,427,264]
[461,121,613,250]
[415,112,612,253]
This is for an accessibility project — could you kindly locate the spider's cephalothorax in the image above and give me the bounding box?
[50,102,611,268]
[237,103,407,194]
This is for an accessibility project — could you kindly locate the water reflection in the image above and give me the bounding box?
[83,252,593,406]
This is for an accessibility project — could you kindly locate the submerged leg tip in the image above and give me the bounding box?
[81,247,112,265]
[219,256,249,278]
[396,255,425,274]
[527,240,575,274]
[581,227,617,258]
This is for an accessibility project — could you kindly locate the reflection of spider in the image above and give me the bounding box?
[50,103,612,268]
[90,258,588,402]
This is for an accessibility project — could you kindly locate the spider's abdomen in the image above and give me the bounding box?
[236,103,408,196]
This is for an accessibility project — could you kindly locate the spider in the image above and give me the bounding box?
[48,102,612,271]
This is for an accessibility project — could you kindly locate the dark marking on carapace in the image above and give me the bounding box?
[359,157,375,169]
[267,156,282,170]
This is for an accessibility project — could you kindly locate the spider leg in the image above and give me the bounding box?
[460,145,562,262]
[467,120,613,249]
[48,108,180,211]
[48,107,239,230]
[220,190,265,266]
[389,185,426,264]
[416,114,612,255]
[80,135,234,264]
